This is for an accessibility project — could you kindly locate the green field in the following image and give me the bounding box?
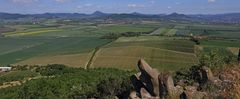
[199,39,240,56]
[90,36,198,71]
[150,28,165,35]
[0,20,240,99]
[1,21,239,71]
[3,24,158,37]
[169,23,240,39]
[0,38,50,55]
[16,53,93,68]
[200,40,240,48]
[0,37,112,66]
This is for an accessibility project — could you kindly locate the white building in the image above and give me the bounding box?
[0,67,12,72]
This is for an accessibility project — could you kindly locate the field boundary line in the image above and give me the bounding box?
[95,56,197,64]
[85,39,115,69]
[100,46,195,55]
[85,48,99,69]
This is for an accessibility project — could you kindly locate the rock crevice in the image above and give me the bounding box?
[131,59,207,99]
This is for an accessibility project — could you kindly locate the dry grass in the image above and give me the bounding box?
[91,46,198,71]
[15,53,93,68]
[234,83,240,98]
[5,29,62,37]
[228,47,239,55]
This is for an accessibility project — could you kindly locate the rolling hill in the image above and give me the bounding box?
[0,12,240,24]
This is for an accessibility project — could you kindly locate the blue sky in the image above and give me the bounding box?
[0,0,240,14]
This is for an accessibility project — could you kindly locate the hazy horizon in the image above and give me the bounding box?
[0,0,240,14]
[1,10,240,15]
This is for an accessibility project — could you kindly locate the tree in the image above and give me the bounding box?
[203,30,207,35]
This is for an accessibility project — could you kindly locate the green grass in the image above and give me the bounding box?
[28,26,100,37]
[91,36,198,71]
[199,39,240,57]
[4,22,240,39]
[150,28,166,35]
[165,29,177,36]
[115,36,172,42]
[209,31,240,39]
[200,40,240,48]
[0,66,133,99]
[4,24,158,37]
[91,46,198,71]
[164,23,240,38]
[5,29,63,37]
[176,29,191,36]
[160,28,171,35]
[109,37,195,53]
[0,70,39,85]
[0,37,112,66]
[0,38,50,55]
[1,22,239,69]
[98,24,157,33]
[186,24,240,31]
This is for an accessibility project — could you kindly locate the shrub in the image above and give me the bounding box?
[36,64,79,76]
[199,49,236,69]
[69,83,98,99]
[97,76,133,98]
[174,65,202,85]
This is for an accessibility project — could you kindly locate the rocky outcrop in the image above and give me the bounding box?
[219,66,240,81]
[200,66,221,84]
[183,86,207,99]
[238,48,240,64]
[159,73,184,99]
[130,59,207,99]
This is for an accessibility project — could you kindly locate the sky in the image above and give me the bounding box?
[0,0,240,14]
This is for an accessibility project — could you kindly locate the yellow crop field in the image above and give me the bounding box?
[15,53,93,68]
[5,29,62,37]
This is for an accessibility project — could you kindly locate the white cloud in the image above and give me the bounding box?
[9,0,69,3]
[127,4,145,8]
[84,4,93,7]
[77,4,93,9]
[208,0,216,3]
[128,4,137,7]
[9,0,38,3]
[175,2,181,5]
[54,0,69,3]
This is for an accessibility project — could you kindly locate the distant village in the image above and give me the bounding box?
[0,67,12,73]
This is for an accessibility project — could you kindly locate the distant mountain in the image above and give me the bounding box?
[0,12,240,24]
[104,12,161,19]
[0,12,88,19]
[105,14,158,19]
[0,12,27,19]
[163,13,190,20]
[91,11,109,17]
[31,13,87,18]
[190,13,240,24]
